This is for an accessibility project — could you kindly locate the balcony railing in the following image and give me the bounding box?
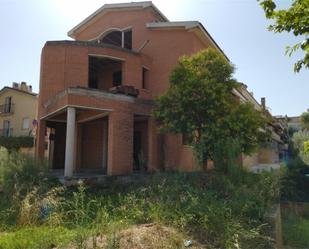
[0,128,13,137]
[0,104,14,114]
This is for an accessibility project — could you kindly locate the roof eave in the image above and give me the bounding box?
[196,22,229,61]
[146,21,199,30]
[67,2,168,39]
[147,21,229,61]
[0,87,38,97]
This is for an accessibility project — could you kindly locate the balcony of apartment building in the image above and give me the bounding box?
[0,103,14,115]
[0,128,13,137]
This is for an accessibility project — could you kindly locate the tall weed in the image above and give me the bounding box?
[0,150,56,198]
[0,151,279,249]
[62,183,100,228]
[281,157,309,201]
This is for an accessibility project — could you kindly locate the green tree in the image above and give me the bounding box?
[292,130,309,164]
[300,109,309,157]
[301,109,309,130]
[154,48,266,168]
[259,0,309,72]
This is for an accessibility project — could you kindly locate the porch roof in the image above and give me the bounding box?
[41,87,154,120]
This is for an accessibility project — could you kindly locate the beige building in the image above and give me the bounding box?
[287,116,302,132]
[236,83,288,171]
[0,82,37,137]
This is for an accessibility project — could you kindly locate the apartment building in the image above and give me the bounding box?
[0,82,37,137]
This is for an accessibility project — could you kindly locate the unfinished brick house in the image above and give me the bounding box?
[36,1,284,177]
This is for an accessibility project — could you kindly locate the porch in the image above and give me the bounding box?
[51,169,150,186]
[40,105,152,178]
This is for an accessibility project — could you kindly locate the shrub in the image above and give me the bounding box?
[0,147,7,185]
[283,214,309,248]
[0,136,34,152]
[0,151,59,227]
[0,153,279,248]
[147,171,277,248]
[0,150,57,198]
[17,186,64,226]
[62,183,100,228]
[280,157,309,201]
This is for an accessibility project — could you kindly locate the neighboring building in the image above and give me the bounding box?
[236,84,288,170]
[276,115,302,136]
[0,82,37,137]
[272,116,289,163]
[275,115,302,163]
[36,1,285,177]
[287,116,302,132]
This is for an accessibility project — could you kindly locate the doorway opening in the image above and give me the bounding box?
[133,115,148,172]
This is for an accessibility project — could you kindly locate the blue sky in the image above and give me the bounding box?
[0,0,307,116]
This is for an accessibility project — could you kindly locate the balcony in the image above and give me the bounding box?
[0,104,14,115]
[0,128,13,137]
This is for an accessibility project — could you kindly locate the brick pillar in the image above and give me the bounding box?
[147,117,161,171]
[107,111,133,176]
[35,120,46,161]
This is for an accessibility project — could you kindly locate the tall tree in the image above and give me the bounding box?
[259,0,309,72]
[154,48,266,168]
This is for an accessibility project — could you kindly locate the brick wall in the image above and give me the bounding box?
[107,110,134,175]
[38,6,219,174]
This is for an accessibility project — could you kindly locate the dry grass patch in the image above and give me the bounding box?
[74,224,204,249]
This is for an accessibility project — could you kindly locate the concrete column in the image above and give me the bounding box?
[64,107,76,178]
[121,32,124,48]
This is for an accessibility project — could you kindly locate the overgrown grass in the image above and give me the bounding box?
[0,150,279,249]
[283,215,309,248]
[0,227,75,249]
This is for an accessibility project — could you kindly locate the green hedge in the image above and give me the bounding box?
[0,136,34,152]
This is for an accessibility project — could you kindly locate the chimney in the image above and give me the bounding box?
[28,85,32,92]
[261,97,266,110]
[20,82,28,91]
[240,82,247,89]
[12,82,19,88]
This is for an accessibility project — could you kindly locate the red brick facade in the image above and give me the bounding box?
[36,2,225,176]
